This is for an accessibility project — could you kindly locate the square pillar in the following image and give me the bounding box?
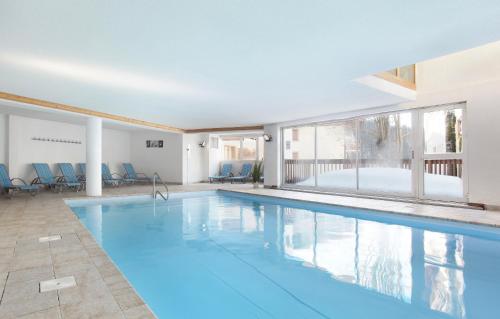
[86,117,102,196]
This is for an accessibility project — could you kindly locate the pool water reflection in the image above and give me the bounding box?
[69,192,500,319]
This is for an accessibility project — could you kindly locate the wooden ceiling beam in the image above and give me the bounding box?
[0,91,264,134]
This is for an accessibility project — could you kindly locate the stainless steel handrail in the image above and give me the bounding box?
[152,172,169,201]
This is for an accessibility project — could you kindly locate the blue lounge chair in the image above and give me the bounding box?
[58,163,84,191]
[0,164,39,196]
[102,163,134,186]
[32,163,81,191]
[228,163,253,183]
[76,163,86,181]
[209,163,232,183]
[123,163,151,183]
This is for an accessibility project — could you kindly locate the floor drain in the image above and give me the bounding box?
[38,235,62,243]
[40,276,76,292]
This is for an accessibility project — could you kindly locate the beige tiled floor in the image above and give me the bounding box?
[1,183,499,318]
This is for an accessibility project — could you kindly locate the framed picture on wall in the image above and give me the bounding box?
[146,140,164,148]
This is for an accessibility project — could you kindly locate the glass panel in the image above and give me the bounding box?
[241,138,257,160]
[358,112,413,194]
[283,126,315,186]
[398,65,415,84]
[424,159,463,198]
[423,107,464,199]
[386,68,398,76]
[221,138,240,160]
[316,121,357,190]
[424,108,463,154]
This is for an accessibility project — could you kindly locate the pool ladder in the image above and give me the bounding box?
[152,172,169,201]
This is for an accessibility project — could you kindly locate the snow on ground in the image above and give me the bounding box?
[297,167,462,198]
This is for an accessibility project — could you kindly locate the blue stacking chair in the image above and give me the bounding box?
[209,163,232,183]
[58,163,84,191]
[0,164,39,196]
[32,163,80,191]
[102,163,134,186]
[228,163,253,183]
[123,163,151,183]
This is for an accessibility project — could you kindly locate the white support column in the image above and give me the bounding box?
[86,117,102,196]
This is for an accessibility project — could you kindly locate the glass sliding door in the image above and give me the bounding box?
[282,126,316,186]
[421,105,465,200]
[316,121,357,191]
[280,104,466,203]
[358,112,413,195]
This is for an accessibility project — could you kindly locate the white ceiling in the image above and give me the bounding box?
[1,1,500,129]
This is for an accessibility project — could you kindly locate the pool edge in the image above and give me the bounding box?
[218,188,500,229]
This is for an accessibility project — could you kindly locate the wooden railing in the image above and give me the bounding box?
[284,158,462,184]
[424,159,463,178]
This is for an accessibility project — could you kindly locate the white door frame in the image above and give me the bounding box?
[416,103,468,202]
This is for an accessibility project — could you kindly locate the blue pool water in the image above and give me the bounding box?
[68,191,500,319]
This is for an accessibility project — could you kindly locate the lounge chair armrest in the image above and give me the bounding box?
[10,177,29,186]
[136,172,148,177]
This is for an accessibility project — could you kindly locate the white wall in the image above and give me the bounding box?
[0,114,8,165]
[102,128,131,174]
[182,133,209,184]
[401,41,500,207]
[208,135,220,178]
[7,115,131,181]
[9,115,86,181]
[3,114,208,186]
[130,130,184,184]
[263,124,280,188]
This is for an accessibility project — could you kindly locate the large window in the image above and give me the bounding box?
[221,138,240,160]
[284,115,413,195]
[241,138,257,160]
[316,122,357,190]
[220,136,264,161]
[281,104,466,201]
[358,112,413,194]
[282,126,315,185]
